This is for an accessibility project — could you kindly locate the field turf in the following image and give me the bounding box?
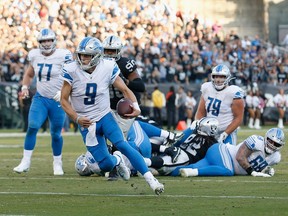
[0,127,288,216]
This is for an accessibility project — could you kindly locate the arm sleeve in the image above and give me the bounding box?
[127,78,145,92]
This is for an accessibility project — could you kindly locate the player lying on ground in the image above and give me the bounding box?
[174,128,285,177]
[75,117,216,177]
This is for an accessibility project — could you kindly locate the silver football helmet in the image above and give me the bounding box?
[102,35,123,61]
[37,28,56,54]
[76,37,103,71]
[264,128,285,154]
[75,154,93,176]
[211,64,232,90]
[196,117,219,137]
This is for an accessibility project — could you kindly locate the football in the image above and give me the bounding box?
[116,98,133,117]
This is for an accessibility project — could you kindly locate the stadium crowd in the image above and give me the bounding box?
[0,0,288,131]
[1,0,288,87]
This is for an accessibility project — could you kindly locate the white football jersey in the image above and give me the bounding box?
[62,59,120,122]
[200,82,244,132]
[28,48,72,98]
[227,135,281,175]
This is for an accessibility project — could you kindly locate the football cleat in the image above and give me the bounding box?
[53,161,64,176]
[147,177,164,195]
[163,132,184,146]
[13,159,31,173]
[107,167,119,181]
[113,151,130,181]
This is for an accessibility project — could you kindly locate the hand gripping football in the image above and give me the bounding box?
[116,98,133,117]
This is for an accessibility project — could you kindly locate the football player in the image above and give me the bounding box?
[178,128,284,177]
[13,28,73,175]
[61,37,164,195]
[102,35,179,143]
[144,117,219,176]
[177,64,245,145]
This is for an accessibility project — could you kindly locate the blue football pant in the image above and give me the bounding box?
[24,92,65,156]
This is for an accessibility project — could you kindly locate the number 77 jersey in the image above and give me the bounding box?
[200,82,244,132]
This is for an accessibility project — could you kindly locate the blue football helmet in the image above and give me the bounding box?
[76,37,103,70]
[102,35,123,61]
[196,117,219,137]
[37,28,56,54]
[211,64,232,90]
[264,128,285,154]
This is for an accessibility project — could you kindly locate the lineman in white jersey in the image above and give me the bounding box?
[194,64,245,145]
[60,37,164,195]
[13,28,73,175]
[177,128,285,177]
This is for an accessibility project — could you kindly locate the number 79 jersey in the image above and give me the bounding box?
[227,135,281,175]
[200,82,244,132]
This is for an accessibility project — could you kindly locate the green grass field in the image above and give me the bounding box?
[0,127,288,216]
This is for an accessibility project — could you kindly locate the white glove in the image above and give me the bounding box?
[251,171,271,177]
[53,91,61,102]
[261,166,275,177]
[218,132,228,144]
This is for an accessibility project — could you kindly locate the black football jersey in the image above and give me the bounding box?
[110,57,140,109]
[179,133,217,164]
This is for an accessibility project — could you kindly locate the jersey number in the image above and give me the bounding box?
[84,83,97,105]
[37,63,52,81]
[250,155,268,172]
[207,97,221,116]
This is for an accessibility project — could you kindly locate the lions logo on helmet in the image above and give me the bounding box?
[211,64,232,90]
[264,128,285,154]
[75,37,103,71]
[196,117,219,137]
[102,35,123,61]
[75,154,93,176]
[37,28,57,54]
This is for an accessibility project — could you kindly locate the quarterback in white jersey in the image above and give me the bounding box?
[177,128,285,177]
[195,64,245,145]
[61,37,164,195]
[13,28,73,176]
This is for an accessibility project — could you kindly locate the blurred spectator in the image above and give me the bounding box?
[176,86,187,122]
[166,86,176,130]
[152,86,165,126]
[185,90,197,126]
[245,90,255,128]
[273,89,287,129]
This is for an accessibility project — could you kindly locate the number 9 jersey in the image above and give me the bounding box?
[200,82,244,133]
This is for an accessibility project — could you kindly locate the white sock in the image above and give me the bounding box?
[23,149,33,161]
[143,171,154,181]
[114,155,121,166]
[144,158,151,167]
[53,155,62,163]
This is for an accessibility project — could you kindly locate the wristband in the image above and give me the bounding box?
[21,85,28,91]
[132,102,140,111]
[75,116,80,124]
[245,166,254,175]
